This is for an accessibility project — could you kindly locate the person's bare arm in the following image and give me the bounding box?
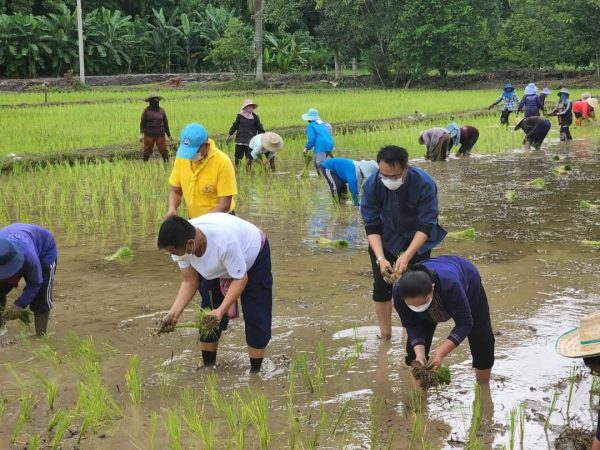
[368,234,393,278]
[157,266,199,333]
[167,185,183,217]
[209,196,232,213]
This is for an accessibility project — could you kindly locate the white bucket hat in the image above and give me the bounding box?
[556,311,600,358]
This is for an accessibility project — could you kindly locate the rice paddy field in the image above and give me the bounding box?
[0,84,599,450]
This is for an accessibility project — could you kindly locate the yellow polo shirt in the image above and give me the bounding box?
[169,139,237,218]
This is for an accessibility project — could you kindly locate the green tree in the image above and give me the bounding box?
[144,8,182,73]
[208,16,254,77]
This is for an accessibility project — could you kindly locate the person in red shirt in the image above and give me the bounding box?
[139,93,173,162]
[573,95,597,126]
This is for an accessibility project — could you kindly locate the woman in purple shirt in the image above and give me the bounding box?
[0,223,57,336]
[393,255,495,384]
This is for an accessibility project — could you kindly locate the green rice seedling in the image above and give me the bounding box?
[505,190,518,202]
[174,307,220,340]
[33,341,62,365]
[149,412,158,450]
[246,392,270,450]
[0,396,6,420]
[385,428,397,450]
[27,434,41,450]
[544,389,560,432]
[31,370,58,410]
[527,177,546,188]
[104,246,134,261]
[301,153,312,177]
[11,389,35,443]
[307,401,328,450]
[565,366,578,424]
[580,240,600,249]
[315,342,327,394]
[165,409,182,450]
[447,227,476,240]
[287,357,298,407]
[64,331,116,366]
[330,399,352,435]
[369,397,383,449]
[315,237,350,248]
[204,373,220,413]
[237,402,249,450]
[220,393,240,437]
[466,383,482,450]
[295,352,315,394]
[579,200,600,210]
[125,355,143,405]
[518,401,527,444]
[408,389,425,450]
[507,406,517,450]
[50,409,73,450]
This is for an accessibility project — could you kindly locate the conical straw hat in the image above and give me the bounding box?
[556,311,600,358]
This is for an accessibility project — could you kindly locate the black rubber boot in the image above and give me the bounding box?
[34,311,49,336]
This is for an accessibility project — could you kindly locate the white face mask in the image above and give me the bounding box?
[381,177,404,190]
[407,296,433,313]
[171,242,194,262]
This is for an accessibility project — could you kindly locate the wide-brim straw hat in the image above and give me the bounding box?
[261,132,284,152]
[0,239,24,279]
[556,311,600,358]
[242,98,257,109]
[587,97,598,109]
[145,92,163,101]
[514,117,526,131]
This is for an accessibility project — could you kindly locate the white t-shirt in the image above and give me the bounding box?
[173,213,262,280]
[249,134,275,160]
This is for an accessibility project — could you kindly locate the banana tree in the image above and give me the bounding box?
[144,8,182,73]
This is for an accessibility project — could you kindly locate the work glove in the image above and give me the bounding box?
[138,133,144,143]
[1,304,24,321]
[156,313,177,334]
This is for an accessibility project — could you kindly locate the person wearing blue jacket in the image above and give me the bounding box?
[393,256,495,384]
[0,223,58,336]
[517,83,544,118]
[361,146,446,340]
[302,108,334,175]
[320,158,378,206]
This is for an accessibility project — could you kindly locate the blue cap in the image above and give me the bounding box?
[0,239,24,279]
[301,108,320,121]
[176,123,209,160]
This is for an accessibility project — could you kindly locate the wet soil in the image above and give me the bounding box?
[0,139,599,449]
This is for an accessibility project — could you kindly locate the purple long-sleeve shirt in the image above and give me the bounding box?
[0,224,57,308]
[393,256,484,348]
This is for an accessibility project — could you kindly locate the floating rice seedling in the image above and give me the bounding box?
[580,240,600,249]
[410,362,451,390]
[552,164,572,176]
[104,246,134,261]
[505,190,518,202]
[527,177,546,188]
[315,237,349,248]
[125,355,143,405]
[447,227,476,240]
[11,389,35,443]
[579,200,600,209]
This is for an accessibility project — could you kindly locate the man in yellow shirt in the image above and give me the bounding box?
[165,123,238,367]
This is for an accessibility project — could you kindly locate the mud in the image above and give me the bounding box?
[0,138,599,449]
[554,427,594,450]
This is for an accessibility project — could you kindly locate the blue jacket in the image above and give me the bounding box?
[320,157,360,205]
[360,166,446,256]
[0,223,57,308]
[305,121,334,154]
[518,94,543,117]
[393,256,485,348]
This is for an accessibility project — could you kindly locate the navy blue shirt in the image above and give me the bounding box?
[518,94,544,117]
[360,166,446,256]
[393,256,484,348]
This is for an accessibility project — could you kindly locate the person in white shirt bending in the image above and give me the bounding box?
[156,213,272,373]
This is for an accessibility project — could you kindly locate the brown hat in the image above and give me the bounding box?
[145,92,163,102]
[261,132,284,152]
[556,311,600,358]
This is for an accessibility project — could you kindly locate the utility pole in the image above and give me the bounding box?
[77,0,85,84]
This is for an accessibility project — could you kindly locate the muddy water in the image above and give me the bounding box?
[1,139,599,450]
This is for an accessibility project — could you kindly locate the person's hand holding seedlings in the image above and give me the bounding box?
[158,312,177,333]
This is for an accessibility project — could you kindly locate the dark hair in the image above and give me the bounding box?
[157,216,196,249]
[583,355,600,371]
[397,270,433,298]
[377,146,409,169]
